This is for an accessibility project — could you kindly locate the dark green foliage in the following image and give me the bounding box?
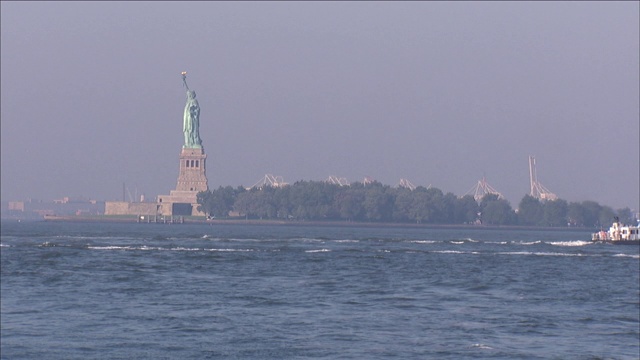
[577,201,603,227]
[518,195,544,226]
[564,200,626,228]
[517,196,569,227]
[454,195,480,224]
[363,182,394,222]
[542,199,568,227]
[616,207,636,225]
[197,186,243,218]
[479,194,516,225]
[196,181,633,227]
[598,206,616,228]
[392,187,413,222]
[334,187,366,221]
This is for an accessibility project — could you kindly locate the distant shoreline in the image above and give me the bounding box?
[15,214,594,232]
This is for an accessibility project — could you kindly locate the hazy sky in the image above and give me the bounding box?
[2,2,638,210]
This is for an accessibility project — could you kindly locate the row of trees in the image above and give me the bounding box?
[197,181,636,227]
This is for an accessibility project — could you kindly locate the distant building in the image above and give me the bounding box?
[8,201,25,211]
[2,198,105,219]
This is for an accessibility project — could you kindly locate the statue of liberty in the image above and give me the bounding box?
[181,72,202,149]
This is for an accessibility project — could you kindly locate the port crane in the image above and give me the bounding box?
[529,156,557,201]
[397,178,417,191]
[250,174,288,189]
[465,176,503,202]
[325,176,350,186]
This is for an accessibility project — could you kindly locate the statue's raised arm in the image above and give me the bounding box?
[181,71,190,91]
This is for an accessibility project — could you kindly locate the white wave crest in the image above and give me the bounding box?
[470,343,493,350]
[88,246,136,250]
[300,238,325,243]
[306,249,330,253]
[613,253,640,259]
[410,240,436,244]
[88,245,166,251]
[169,247,201,251]
[498,251,582,257]
[498,251,532,255]
[89,245,258,252]
[205,248,254,252]
[534,252,583,256]
[548,241,592,247]
[519,241,542,245]
[335,239,359,243]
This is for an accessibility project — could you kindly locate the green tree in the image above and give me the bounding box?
[363,183,394,222]
[254,186,278,219]
[196,190,212,217]
[334,187,365,221]
[567,202,585,227]
[440,192,457,224]
[287,181,337,220]
[409,189,431,223]
[598,206,616,228]
[480,194,500,211]
[392,187,413,222]
[518,195,544,226]
[201,179,625,228]
[233,189,261,219]
[454,195,479,224]
[197,186,234,218]
[480,194,516,225]
[580,201,602,227]
[616,207,636,225]
[273,185,292,219]
[542,199,568,227]
[234,187,281,219]
[424,187,446,223]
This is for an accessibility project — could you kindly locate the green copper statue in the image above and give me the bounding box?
[181,72,202,149]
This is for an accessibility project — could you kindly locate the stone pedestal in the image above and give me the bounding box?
[176,148,208,192]
[157,147,209,216]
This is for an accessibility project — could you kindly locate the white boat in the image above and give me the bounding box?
[592,217,640,245]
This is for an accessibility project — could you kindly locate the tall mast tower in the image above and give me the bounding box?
[529,156,557,201]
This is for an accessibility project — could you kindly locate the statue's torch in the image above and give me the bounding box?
[181,71,189,90]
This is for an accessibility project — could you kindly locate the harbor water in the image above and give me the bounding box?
[1,221,638,359]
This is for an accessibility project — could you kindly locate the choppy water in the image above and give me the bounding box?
[1,221,638,359]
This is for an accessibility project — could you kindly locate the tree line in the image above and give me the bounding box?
[197,181,636,227]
